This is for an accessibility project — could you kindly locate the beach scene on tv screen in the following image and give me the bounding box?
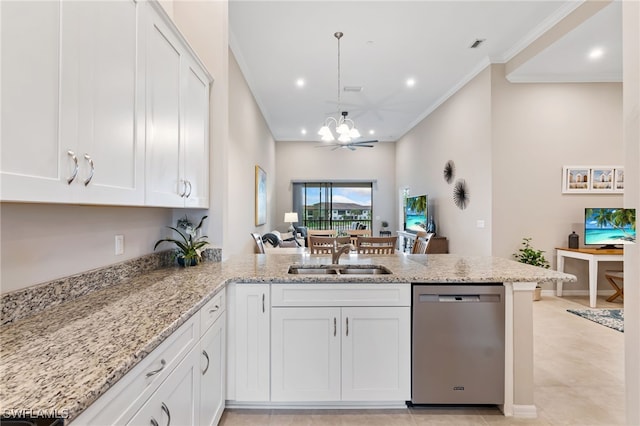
[405,195,427,232]
[585,208,636,245]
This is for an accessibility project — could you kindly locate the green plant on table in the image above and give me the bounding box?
[154,215,209,266]
[513,237,550,269]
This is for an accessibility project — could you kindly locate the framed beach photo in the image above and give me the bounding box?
[590,168,614,191]
[563,167,590,193]
[615,168,624,191]
[255,165,267,226]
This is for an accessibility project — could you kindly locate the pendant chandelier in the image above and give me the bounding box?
[318,32,361,143]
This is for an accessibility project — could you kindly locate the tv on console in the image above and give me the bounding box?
[584,208,636,249]
[404,195,427,234]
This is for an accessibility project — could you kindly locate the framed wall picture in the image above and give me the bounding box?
[590,168,614,191]
[562,167,590,193]
[562,166,623,194]
[255,165,267,226]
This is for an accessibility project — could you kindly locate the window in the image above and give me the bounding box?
[292,182,373,232]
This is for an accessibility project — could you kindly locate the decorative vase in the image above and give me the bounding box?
[178,256,198,267]
[426,216,436,234]
[568,231,579,249]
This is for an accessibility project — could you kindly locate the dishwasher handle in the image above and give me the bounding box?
[418,294,500,303]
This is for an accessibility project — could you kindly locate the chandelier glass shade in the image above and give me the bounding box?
[318,31,361,143]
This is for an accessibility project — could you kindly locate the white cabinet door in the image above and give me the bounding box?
[60,0,143,205]
[144,8,183,207]
[234,284,270,402]
[1,1,68,202]
[1,0,143,205]
[144,3,210,208]
[199,314,225,426]
[271,307,341,401]
[127,343,200,426]
[182,60,209,208]
[341,307,411,401]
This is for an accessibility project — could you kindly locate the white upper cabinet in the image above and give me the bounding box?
[1,0,210,208]
[144,3,210,208]
[1,0,144,205]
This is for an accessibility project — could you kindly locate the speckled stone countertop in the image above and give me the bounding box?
[0,253,575,423]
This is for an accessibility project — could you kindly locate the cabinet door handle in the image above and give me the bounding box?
[209,305,219,313]
[179,180,187,197]
[145,359,166,378]
[333,317,337,337]
[150,418,159,426]
[161,402,171,426]
[262,293,265,313]
[67,150,78,184]
[83,154,94,186]
[185,180,192,198]
[202,349,210,375]
[346,317,349,337]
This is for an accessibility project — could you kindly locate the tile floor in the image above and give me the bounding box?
[220,294,625,425]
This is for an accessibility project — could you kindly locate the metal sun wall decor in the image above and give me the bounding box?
[443,160,455,184]
[453,178,469,210]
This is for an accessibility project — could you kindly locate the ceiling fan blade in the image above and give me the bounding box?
[350,140,378,145]
[353,144,374,148]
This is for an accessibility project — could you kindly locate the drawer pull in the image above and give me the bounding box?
[346,317,349,337]
[67,151,78,184]
[208,305,219,314]
[161,402,171,426]
[150,418,159,426]
[202,349,210,375]
[333,317,337,337]
[145,359,166,378]
[262,293,265,313]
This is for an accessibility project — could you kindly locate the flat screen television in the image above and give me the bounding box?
[584,208,636,249]
[404,194,427,233]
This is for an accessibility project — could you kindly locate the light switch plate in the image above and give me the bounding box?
[115,235,124,255]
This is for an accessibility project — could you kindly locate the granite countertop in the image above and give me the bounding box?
[0,253,575,423]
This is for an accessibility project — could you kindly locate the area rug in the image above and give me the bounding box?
[567,308,624,332]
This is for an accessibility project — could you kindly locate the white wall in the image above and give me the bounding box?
[274,141,396,238]
[395,64,624,293]
[491,64,623,291]
[227,51,277,256]
[396,66,493,256]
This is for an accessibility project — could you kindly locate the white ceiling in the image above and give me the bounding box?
[229,1,621,143]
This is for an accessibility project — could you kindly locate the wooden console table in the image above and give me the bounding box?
[397,230,448,254]
[556,247,623,308]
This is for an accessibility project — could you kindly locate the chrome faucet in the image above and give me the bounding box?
[332,243,353,264]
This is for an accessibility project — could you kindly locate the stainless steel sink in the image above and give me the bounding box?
[288,264,392,275]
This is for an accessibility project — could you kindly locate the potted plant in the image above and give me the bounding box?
[513,237,550,301]
[154,215,210,266]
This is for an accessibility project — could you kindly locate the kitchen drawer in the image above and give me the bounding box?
[200,288,225,333]
[72,314,200,425]
[271,283,411,307]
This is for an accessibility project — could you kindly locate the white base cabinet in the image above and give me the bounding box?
[271,306,410,402]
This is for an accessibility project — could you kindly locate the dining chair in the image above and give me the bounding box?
[356,236,398,254]
[250,232,266,254]
[411,231,434,254]
[348,229,372,247]
[308,235,351,254]
[307,229,337,248]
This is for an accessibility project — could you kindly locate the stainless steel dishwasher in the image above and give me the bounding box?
[412,284,505,405]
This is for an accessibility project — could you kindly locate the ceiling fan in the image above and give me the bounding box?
[316,111,378,150]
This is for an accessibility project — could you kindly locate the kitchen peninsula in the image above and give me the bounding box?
[0,253,575,424]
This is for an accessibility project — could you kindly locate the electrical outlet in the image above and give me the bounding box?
[476,220,485,229]
[115,235,124,255]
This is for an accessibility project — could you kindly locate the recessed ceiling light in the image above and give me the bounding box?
[295,78,305,87]
[589,48,604,60]
[406,78,416,88]
[301,128,307,135]
[369,130,375,135]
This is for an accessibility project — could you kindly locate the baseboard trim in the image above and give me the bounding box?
[225,401,408,410]
[512,404,538,418]
[544,289,617,297]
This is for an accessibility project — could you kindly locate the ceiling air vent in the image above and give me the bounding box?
[343,86,363,92]
[469,39,485,49]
